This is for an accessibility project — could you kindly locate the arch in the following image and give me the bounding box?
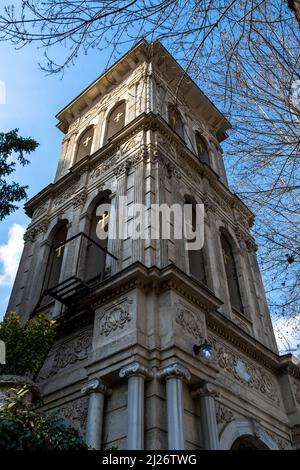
[195,132,210,165]
[42,220,68,295]
[219,419,279,450]
[184,195,206,285]
[220,230,243,313]
[84,190,112,282]
[105,100,126,142]
[75,126,94,163]
[168,104,184,140]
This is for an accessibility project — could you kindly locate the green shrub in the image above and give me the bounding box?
[0,403,87,450]
[0,311,56,376]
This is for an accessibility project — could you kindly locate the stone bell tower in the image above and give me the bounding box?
[8,40,300,450]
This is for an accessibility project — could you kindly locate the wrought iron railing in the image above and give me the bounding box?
[33,232,117,314]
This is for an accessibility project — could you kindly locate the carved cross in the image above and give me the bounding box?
[83,136,92,147]
[113,112,123,123]
[55,245,65,257]
[98,211,109,227]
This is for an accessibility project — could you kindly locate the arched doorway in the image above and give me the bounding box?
[219,419,279,450]
[231,435,269,450]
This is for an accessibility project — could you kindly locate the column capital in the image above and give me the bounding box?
[192,382,219,398]
[157,363,191,382]
[81,378,111,396]
[119,361,153,380]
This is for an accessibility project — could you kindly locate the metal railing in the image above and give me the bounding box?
[33,232,117,314]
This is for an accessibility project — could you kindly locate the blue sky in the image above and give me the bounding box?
[0,40,128,315]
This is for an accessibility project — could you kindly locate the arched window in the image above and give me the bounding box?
[186,198,206,285]
[105,101,126,142]
[75,127,94,163]
[85,195,111,282]
[44,222,68,292]
[221,233,243,312]
[195,132,210,165]
[168,104,184,139]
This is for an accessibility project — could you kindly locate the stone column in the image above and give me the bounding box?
[157,363,191,450]
[119,361,153,450]
[81,378,111,450]
[194,383,219,450]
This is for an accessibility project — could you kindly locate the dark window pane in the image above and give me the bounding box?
[76,127,94,163]
[221,234,243,312]
[168,105,184,139]
[187,203,206,284]
[43,223,68,297]
[85,197,110,282]
[106,102,126,141]
[195,132,210,164]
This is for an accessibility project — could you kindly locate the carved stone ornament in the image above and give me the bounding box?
[113,160,132,177]
[157,363,191,382]
[208,336,280,403]
[23,217,50,243]
[89,155,120,180]
[119,361,153,380]
[175,307,203,342]
[39,330,91,379]
[193,383,219,398]
[81,378,111,396]
[98,303,132,336]
[53,182,80,208]
[73,190,87,208]
[216,403,234,424]
[51,397,88,437]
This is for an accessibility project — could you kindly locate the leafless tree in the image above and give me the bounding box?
[0,1,299,323]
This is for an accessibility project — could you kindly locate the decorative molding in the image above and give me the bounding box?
[72,190,87,208]
[157,363,191,382]
[216,403,234,424]
[53,182,80,208]
[23,217,50,243]
[98,302,132,337]
[33,203,48,219]
[175,307,203,342]
[39,329,92,379]
[52,397,88,437]
[266,430,291,450]
[193,383,219,398]
[89,155,120,180]
[119,361,153,380]
[208,336,280,404]
[113,160,132,177]
[81,378,111,395]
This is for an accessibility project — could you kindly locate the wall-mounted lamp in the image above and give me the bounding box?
[193,339,216,364]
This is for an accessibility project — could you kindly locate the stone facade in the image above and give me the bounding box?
[7,40,300,450]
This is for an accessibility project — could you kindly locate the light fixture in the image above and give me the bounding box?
[193,339,216,364]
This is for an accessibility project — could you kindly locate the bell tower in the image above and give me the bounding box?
[7,40,300,450]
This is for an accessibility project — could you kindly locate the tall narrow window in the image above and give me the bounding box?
[45,223,68,291]
[186,200,206,284]
[168,104,184,139]
[195,132,209,165]
[105,101,126,142]
[221,233,243,312]
[85,196,110,282]
[75,127,94,163]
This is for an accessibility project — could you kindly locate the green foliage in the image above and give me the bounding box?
[0,312,56,376]
[0,129,38,220]
[0,397,88,450]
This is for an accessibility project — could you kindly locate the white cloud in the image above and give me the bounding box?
[0,224,25,287]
